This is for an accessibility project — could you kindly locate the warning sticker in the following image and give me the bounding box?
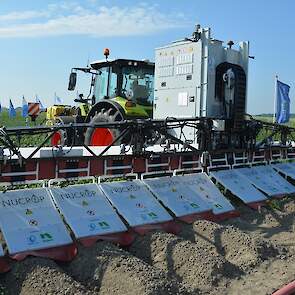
[211,170,268,203]
[143,176,212,217]
[49,184,127,239]
[99,180,173,227]
[0,188,72,254]
[173,173,236,214]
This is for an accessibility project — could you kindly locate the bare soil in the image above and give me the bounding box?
[0,197,294,295]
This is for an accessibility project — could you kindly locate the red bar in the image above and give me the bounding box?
[11,243,77,262]
[89,158,104,176]
[39,159,56,180]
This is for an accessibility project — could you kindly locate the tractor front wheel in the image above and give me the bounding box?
[84,108,124,146]
[51,129,75,146]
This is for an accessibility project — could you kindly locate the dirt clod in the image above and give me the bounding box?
[65,242,183,295]
[1,257,92,295]
[129,231,234,293]
[181,219,280,271]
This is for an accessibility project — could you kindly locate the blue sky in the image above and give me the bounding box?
[0,0,294,114]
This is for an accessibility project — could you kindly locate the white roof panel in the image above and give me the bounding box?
[143,176,212,217]
[100,180,172,227]
[0,188,72,254]
[173,173,236,214]
[49,184,127,239]
[211,169,267,203]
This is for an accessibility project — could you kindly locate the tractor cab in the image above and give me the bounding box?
[66,53,155,146]
[68,56,155,119]
[91,59,155,109]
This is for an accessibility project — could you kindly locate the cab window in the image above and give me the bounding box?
[122,67,154,106]
[94,67,109,101]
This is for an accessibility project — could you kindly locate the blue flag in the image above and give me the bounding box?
[38,99,45,111]
[276,80,291,124]
[9,99,16,118]
[0,103,2,113]
[22,96,28,117]
[54,92,63,104]
[35,95,45,111]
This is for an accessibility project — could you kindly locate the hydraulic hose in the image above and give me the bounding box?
[272,280,295,295]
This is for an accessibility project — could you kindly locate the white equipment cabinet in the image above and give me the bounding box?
[154,25,249,142]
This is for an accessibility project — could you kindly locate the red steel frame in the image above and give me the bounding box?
[0,147,293,183]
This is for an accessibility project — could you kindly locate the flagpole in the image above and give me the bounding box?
[273,75,278,123]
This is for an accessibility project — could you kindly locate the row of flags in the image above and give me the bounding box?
[3,94,64,118]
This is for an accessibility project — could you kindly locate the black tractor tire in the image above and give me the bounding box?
[50,117,75,147]
[84,108,126,146]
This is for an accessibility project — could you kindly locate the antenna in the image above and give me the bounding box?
[87,53,90,68]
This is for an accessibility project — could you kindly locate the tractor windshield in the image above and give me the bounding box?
[93,65,154,106]
[121,67,154,106]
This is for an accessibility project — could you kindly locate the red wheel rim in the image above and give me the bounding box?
[90,128,114,146]
[51,132,62,146]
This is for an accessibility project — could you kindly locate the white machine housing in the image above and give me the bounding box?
[153,25,249,142]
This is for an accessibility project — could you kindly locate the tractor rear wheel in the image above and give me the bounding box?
[51,131,65,146]
[84,108,125,146]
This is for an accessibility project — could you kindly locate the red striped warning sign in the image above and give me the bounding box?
[28,103,40,117]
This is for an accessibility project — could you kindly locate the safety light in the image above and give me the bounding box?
[104,48,110,60]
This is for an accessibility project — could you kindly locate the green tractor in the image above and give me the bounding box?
[47,51,154,146]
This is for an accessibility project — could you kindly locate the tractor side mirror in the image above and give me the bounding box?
[68,72,77,91]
